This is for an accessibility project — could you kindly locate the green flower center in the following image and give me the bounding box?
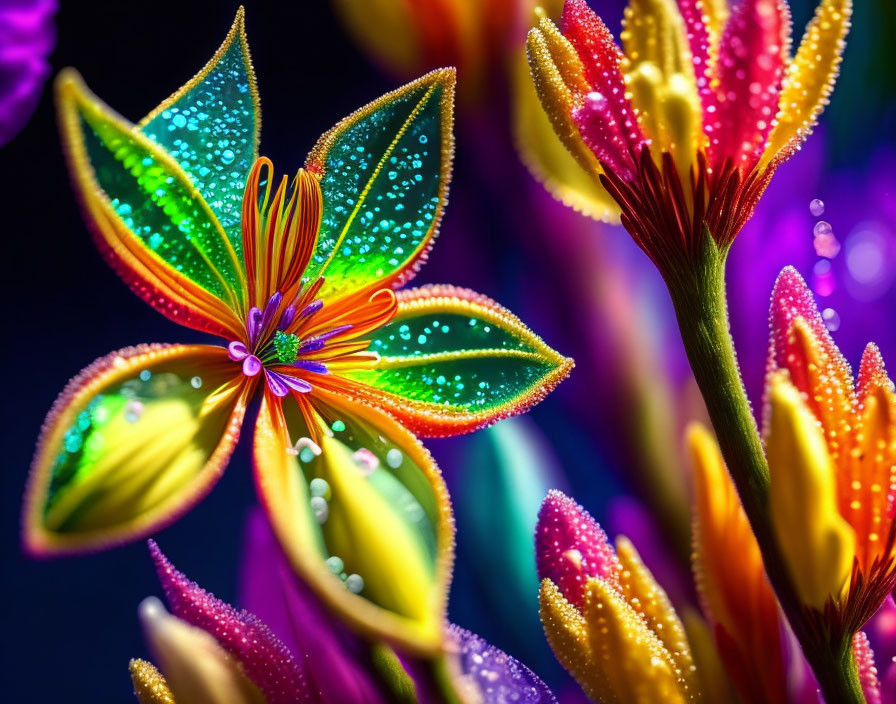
[273,330,301,364]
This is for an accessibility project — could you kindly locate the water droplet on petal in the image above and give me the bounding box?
[346,574,364,593]
[809,198,825,217]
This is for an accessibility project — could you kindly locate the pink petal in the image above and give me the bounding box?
[562,0,646,175]
[857,343,891,402]
[709,0,790,168]
[855,631,883,704]
[677,0,717,117]
[535,490,620,609]
[149,540,309,704]
[767,266,836,372]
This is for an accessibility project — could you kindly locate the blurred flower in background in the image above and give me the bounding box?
[129,514,558,703]
[0,0,56,146]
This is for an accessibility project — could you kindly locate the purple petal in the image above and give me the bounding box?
[242,354,262,377]
[238,509,391,704]
[266,370,312,395]
[265,370,290,397]
[247,306,262,345]
[0,0,57,146]
[227,340,248,361]
[148,540,309,704]
[447,624,557,703]
[293,360,328,375]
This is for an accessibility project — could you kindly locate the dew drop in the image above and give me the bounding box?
[326,556,344,574]
[221,149,235,165]
[822,307,841,332]
[310,496,329,524]
[346,574,364,594]
[809,198,825,217]
[309,477,331,499]
[190,376,202,389]
[124,400,144,423]
[386,448,403,468]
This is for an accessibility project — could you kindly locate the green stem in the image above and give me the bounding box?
[666,236,865,704]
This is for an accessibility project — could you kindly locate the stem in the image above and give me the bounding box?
[667,236,865,704]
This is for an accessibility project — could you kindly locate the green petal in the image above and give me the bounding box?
[23,345,248,555]
[57,71,246,308]
[253,390,453,655]
[138,8,259,257]
[305,69,455,297]
[338,285,573,436]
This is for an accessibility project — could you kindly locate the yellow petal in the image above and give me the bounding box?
[583,577,689,704]
[615,536,699,699]
[130,659,176,704]
[23,345,248,555]
[513,46,620,223]
[537,578,612,703]
[767,373,856,609]
[761,0,852,166]
[138,597,265,704]
[525,17,607,188]
[253,389,453,656]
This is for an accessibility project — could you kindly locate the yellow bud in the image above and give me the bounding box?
[767,374,856,609]
[130,659,176,704]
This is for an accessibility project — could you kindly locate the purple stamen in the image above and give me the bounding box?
[259,292,282,336]
[243,355,262,377]
[228,341,248,361]
[293,360,328,375]
[247,307,263,346]
[298,299,323,320]
[278,305,296,330]
[317,323,352,341]
[297,339,326,355]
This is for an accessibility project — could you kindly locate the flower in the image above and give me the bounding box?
[535,489,704,702]
[525,0,851,275]
[765,266,896,634]
[22,8,571,655]
[0,0,56,145]
[130,539,557,703]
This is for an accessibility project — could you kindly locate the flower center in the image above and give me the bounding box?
[273,331,301,364]
[227,288,342,398]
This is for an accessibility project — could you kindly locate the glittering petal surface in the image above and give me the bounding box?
[535,489,619,609]
[129,658,176,704]
[710,0,790,168]
[854,631,884,704]
[150,541,308,704]
[23,344,248,556]
[253,388,454,655]
[562,0,646,176]
[56,71,245,338]
[138,8,259,253]
[447,624,557,703]
[513,41,620,223]
[336,285,573,437]
[138,597,266,704]
[305,69,455,297]
[0,0,56,146]
[761,0,852,165]
[239,507,391,704]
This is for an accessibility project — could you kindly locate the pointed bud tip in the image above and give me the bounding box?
[536,490,618,608]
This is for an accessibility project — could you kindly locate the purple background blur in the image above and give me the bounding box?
[1,1,894,701]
